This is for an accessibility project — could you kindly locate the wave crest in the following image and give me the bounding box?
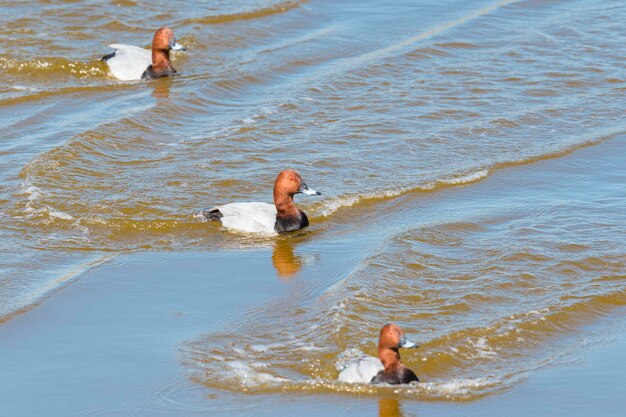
[180,0,307,25]
[0,56,108,79]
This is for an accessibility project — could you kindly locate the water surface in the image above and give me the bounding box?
[1,0,625,407]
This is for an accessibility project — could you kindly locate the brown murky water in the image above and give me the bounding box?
[1,0,625,410]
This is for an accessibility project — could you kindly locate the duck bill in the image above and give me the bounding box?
[298,181,321,196]
[170,40,186,51]
[400,337,419,349]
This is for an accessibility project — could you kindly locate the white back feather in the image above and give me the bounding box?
[105,44,151,81]
[216,202,277,234]
[337,357,383,384]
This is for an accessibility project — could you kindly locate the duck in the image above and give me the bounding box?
[193,169,321,234]
[101,27,185,81]
[338,323,420,385]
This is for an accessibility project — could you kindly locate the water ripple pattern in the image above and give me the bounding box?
[0,0,625,401]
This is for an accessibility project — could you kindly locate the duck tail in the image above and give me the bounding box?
[101,52,116,62]
[193,208,223,222]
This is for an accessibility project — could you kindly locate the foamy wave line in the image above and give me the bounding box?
[439,169,489,185]
[223,360,290,387]
[0,56,106,78]
[314,170,489,217]
[17,178,76,222]
[297,375,500,398]
[189,358,501,398]
[314,126,626,219]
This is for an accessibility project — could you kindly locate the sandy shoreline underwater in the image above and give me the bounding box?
[1,135,625,416]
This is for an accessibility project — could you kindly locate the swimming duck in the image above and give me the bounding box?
[338,323,419,384]
[102,27,185,81]
[193,169,320,234]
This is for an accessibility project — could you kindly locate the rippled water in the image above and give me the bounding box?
[183,135,626,400]
[1,0,625,404]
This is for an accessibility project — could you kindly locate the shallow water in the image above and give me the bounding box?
[1,0,625,406]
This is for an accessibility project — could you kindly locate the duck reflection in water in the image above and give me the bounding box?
[151,77,172,100]
[378,397,405,417]
[271,237,303,278]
